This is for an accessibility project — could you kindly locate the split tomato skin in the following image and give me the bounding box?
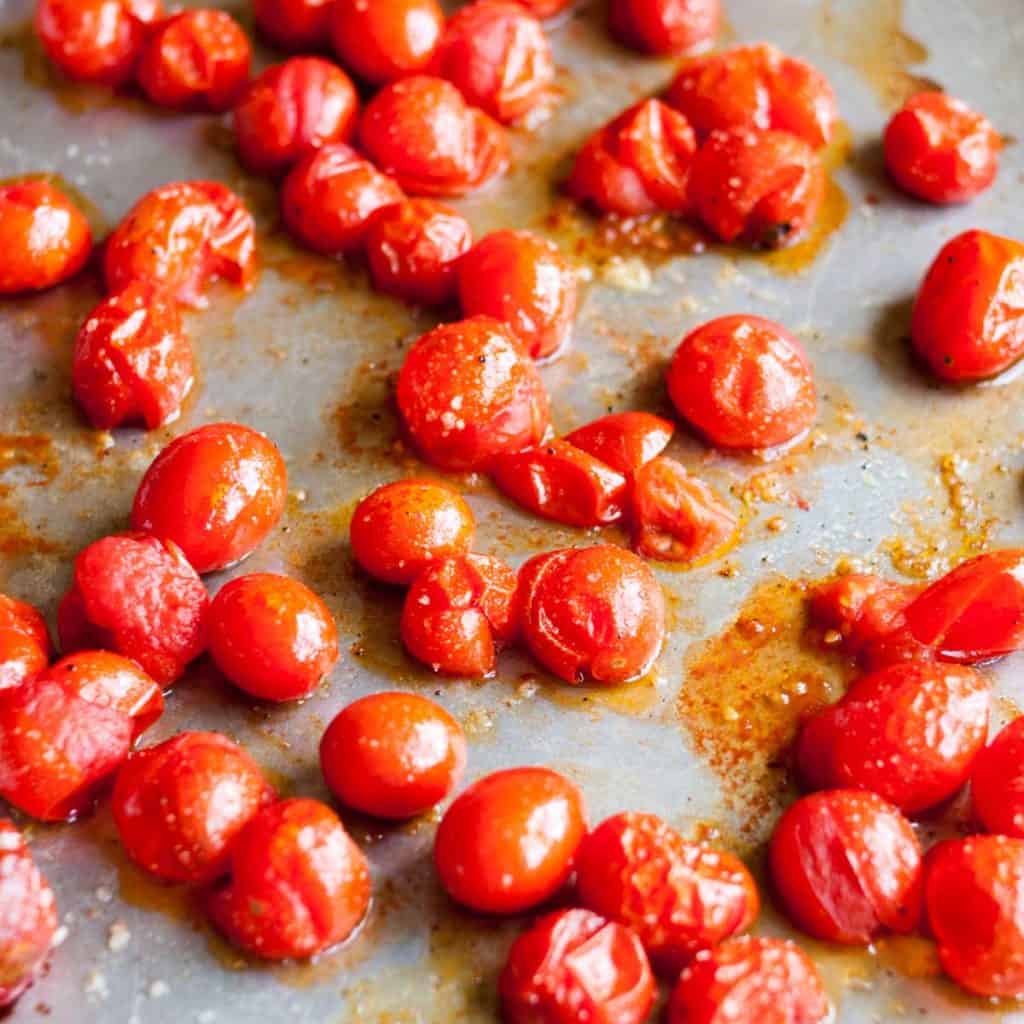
[0,596,50,694]
[564,411,674,477]
[320,691,466,819]
[972,718,1024,839]
[253,0,334,51]
[609,0,719,57]
[809,573,922,656]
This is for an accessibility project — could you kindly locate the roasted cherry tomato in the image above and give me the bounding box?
[0,820,57,1009]
[207,798,370,961]
[233,58,359,178]
[137,9,251,112]
[0,180,92,295]
[519,545,665,684]
[253,0,334,51]
[364,199,473,306]
[35,0,161,86]
[320,691,466,818]
[0,595,50,694]
[434,1,554,124]
[349,478,475,586]
[105,181,256,309]
[359,76,509,197]
[400,554,517,676]
[797,662,990,814]
[809,573,922,657]
[396,316,551,471]
[667,43,839,148]
[435,766,587,914]
[971,718,1024,839]
[910,230,1024,382]
[113,731,275,884]
[667,314,817,450]
[769,789,922,945]
[72,282,194,431]
[130,423,288,575]
[458,230,578,361]
[926,836,1024,997]
[609,0,718,56]
[884,91,1001,205]
[575,812,758,974]
[207,574,339,702]
[564,411,674,477]
[500,908,655,1024]
[281,142,405,257]
[668,936,830,1024]
[58,532,208,686]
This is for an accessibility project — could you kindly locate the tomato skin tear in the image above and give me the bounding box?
[564,412,674,477]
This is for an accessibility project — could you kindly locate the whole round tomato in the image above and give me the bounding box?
[0,595,50,694]
[254,0,335,51]
[609,0,719,56]
[564,411,674,476]
[809,573,922,658]
[972,718,1024,839]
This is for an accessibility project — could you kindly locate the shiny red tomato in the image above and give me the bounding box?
[0,595,50,694]
[434,766,587,913]
[113,731,275,884]
[104,181,256,309]
[500,908,655,1024]
[809,573,922,657]
[609,0,719,56]
[396,316,551,471]
[0,180,92,295]
[130,423,288,575]
[971,718,1024,839]
[575,812,759,974]
[207,798,371,960]
[320,691,466,818]
[910,230,1024,381]
[253,0,334,51]
[769,789,923,944]
[207,574,339,702]
[359,76,509,197]
[564,411,674,476]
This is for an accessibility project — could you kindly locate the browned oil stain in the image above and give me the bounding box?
[0,434,62,556]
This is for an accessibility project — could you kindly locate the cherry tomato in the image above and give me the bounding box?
[137,9,251,112]
[575,812,759,973]
[668,936,830,1024]
[0,180,92,295]
[971,718,1024,839]
[434,1,554,124]
[207,574,339,702]
[0,595,50,694]
[112,731,275,884]
[207,798,370,961]
[564,411,674,477]
[364,199,473,306]
[500,908,655,1024]
[400,554,517,676]
[769,789,923,945]
[72,282,194,430]
[809,573,922,657]
[349,478,475,585]
[130,423,288,575]
[359,76,509,197]
[320,691,466,818]
[515,0,574,16]
[254,0,334,51]
[58,532,208,687]
[396,316,551,471]
[519,545,665,684]
[667,314,817,450]
[609,0,718,56]
[104,181,256,309]
[233,58,359,178]
[435,766,587,914]
[910,229,1024,382]
[0,820,57,1009]
[281,142,405,257]
[458,230,578,361]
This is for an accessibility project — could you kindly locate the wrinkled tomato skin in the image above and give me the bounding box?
[564,412,674,477]
[0,180,92,295]
[575,812,759,975]
[435,766,587,914]
[0,596,50,694]
[809,573,922,656]
[500,908,655,1024]
[910,230,1024,382]
[254,0,334,51]
[207,798,371,961]
[113,731,275,884]
[971,718,1024,839]
[332,0,445,85]
[320,692,466,819]
[207,574,339,702]
[397,316,551,472]
[609,0,719,56]
[130,423,288,575]
[769,789,923,945]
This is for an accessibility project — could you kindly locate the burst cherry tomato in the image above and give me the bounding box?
[0,595,50,694]
[564,411,674,476]
[910,230,1024,382]
[809,573,922,657]
[130,423,288,575]
[435,766,587,914]
[207,574,339,702]
[113,731,275,884]
[971,718,1024,839]
[320,692,466,818]
[207,798,370,961]
[769,789,923,945]
[349,478,475,586]
[396,316,551,471]
[500,908,655,1024]
[609,0,719,56]
[253,0,334,51]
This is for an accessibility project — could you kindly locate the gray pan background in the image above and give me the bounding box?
[2,0,1024,1020]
